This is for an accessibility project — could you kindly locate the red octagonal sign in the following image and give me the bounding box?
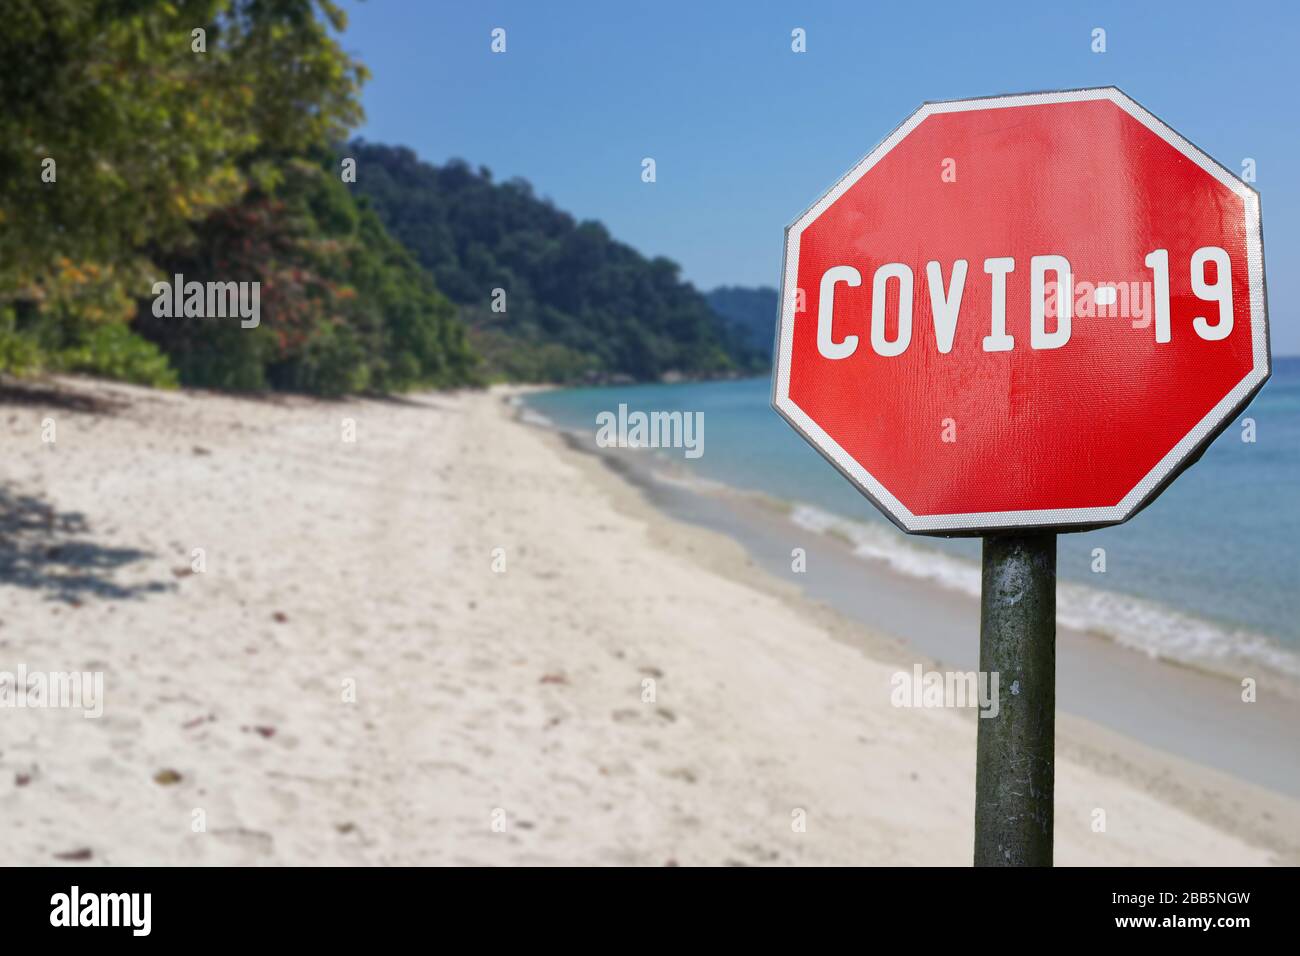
[773,88,1269,536]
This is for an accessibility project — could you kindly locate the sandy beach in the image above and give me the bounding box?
[0,375,1295,866]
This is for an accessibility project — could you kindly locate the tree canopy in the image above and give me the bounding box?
[0,1,477,393]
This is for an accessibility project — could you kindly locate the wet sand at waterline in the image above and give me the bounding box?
[608,467,1300,800]
[0,377,1294,864]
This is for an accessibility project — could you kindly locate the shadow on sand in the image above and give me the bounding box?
[0,381,130,416]
[0,486,171,602]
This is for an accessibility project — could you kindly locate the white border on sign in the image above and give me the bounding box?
[771,86,1270,536]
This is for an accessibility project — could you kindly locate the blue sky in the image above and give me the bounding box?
[339,0,1299,353]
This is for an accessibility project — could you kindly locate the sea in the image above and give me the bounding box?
[523,356,1300,685]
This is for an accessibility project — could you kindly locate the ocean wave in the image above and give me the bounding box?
[515,405,556,428]
[643,467,735,496]
[788,502,1300,684]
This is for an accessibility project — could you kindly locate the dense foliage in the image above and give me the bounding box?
[349,142,766,383]
[134,160,476,393]
[0,0,478,393]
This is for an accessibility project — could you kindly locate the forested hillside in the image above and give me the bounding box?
[706,286,779,356]
[0,2,764,395]
[349,142,765,383]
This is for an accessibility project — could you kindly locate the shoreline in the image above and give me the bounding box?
[510,390,1300,861]
[523,377,1300,695]
[515,389,1300,790]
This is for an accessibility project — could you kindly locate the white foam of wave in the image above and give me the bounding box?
[644,467,734,496]
[516,406,555,428]
[789,502,1300,682]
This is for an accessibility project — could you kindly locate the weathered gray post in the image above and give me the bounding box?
[974,533,1057,867]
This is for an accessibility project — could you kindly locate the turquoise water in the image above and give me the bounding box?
[525,358,1300,676]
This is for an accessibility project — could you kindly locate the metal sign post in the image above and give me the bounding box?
[974,534,1057,867]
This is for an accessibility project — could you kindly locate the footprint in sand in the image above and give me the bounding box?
[662,767,699,784]
[211,827,274,859]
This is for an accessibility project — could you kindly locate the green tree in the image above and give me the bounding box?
[0,1,363,294]
[0,1,479,393]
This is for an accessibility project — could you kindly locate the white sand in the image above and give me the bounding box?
[0,376,1292,865]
